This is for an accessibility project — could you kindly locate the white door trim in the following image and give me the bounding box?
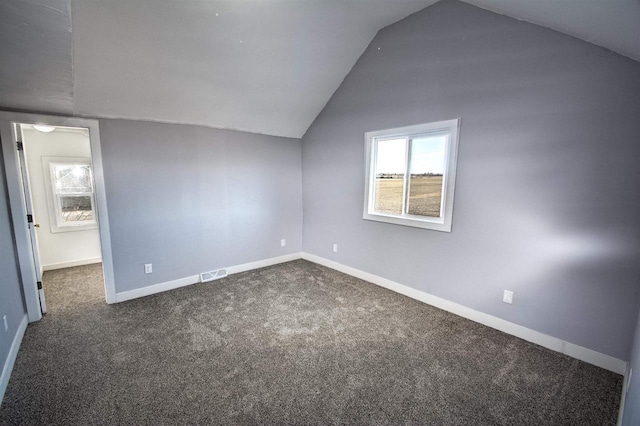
[0,112,117,321]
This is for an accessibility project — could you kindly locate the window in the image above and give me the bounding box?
[363,118,460,232]
[43,157,98,232]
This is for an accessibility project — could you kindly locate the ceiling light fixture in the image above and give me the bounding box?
[33,124,56,133]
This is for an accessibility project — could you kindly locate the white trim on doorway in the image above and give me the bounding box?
[0,112,117,322]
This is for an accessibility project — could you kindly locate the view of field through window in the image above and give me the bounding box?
[60,196,94,222]
[373,135,446,217]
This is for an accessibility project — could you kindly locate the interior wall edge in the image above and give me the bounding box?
[80,113,304,141]
[0,108,302,143]
[618,363,629,426]
[0,315,28,405]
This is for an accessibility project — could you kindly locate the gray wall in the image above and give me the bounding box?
[0,148,27,384]
[99,119,302,293]
[623,309,640,425]
[301,0,640,360]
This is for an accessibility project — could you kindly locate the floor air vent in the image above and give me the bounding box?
[200,268,228,283]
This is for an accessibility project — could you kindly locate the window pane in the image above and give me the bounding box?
[54,165,93,194]
[373,138,406,215]
[60,196,94,223]
[407,136,447,217]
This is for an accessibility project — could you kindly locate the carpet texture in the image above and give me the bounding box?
[0,260,622,425]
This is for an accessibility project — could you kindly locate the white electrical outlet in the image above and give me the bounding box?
[144,263,153,274]
[281,239,286,247]
[332,243,338,253]
[3,315,7,332]
[503,290,513,304]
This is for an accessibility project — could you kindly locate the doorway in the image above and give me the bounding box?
[21,124,104,313]
[0,112,116,323]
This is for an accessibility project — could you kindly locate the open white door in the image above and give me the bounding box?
[15,124,47,314]
[1,111,117,323]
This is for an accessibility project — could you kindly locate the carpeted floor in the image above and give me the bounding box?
[0,260,622,425]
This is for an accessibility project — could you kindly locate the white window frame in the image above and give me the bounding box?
[363,118,461,232]
[42,156,98,233]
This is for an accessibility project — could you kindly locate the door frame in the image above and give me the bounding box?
[15,125,47,314]
[0,111,116,322]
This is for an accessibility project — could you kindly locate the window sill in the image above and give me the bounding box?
[363,212,452,232]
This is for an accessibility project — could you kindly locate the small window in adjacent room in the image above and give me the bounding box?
[43,157,98,232]
[363,118,460,232]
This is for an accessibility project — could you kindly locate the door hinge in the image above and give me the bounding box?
[16,141,23,151]
[37,281,43,290]
[27,214,33,223]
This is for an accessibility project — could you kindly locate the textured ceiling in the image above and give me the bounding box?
[1,0,639,138]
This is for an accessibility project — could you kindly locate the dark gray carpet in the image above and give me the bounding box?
[0,260,622,425]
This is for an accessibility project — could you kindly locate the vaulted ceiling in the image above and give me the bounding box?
[1,0,639,138]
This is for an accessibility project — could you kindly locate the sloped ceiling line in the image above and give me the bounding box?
[1,0,639,138]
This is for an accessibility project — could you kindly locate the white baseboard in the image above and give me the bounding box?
[0,315,28,405]
[110,250,626,374]
[115,274,201,303]
[225,252,303,275]
[42,257,102,272]
[115,252,303,303]
[301,253,627,375]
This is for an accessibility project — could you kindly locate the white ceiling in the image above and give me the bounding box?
[2,1,639,139]
[0,0,73,113]
[71,0,440,138]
